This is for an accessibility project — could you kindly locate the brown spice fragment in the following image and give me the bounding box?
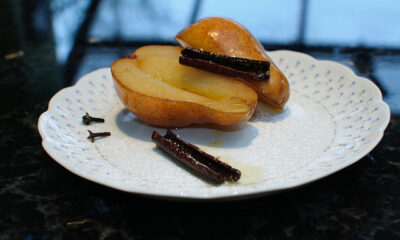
[152,130,241,184]
[126,53,136,59]
[4,50,24,60]
[66,218,93,227]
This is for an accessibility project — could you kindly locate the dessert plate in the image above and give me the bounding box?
[38,50,390,200]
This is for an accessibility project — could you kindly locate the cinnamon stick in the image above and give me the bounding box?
[179,47,270,81]
[152,130,241,184]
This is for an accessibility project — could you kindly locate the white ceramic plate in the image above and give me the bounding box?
[38,50,390,200]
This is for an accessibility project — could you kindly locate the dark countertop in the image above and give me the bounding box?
[1,1,399,239]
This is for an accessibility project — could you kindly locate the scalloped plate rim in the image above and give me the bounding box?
[38,50,391,200]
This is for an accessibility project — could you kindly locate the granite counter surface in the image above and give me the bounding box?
[1,1,400,239]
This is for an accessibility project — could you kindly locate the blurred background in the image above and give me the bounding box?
[1,0,400,114]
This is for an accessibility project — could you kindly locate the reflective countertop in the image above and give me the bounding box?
[1,0,399,239]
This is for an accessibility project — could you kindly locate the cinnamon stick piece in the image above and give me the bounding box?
[152,130,241,184]
[179,47,270,81]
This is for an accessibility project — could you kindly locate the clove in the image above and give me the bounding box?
[87,130,111,142]
[82,112,105,125]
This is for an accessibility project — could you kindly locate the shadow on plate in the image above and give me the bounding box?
[115,109,259,148]
[249,102,291,123]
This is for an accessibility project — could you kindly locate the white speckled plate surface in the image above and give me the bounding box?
[38,50,390,200]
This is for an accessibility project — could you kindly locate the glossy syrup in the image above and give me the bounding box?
[219,155,264,185]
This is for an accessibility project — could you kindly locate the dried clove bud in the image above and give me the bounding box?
[152,130,241,184]
[82,112,105,125]
[87,130,111,142]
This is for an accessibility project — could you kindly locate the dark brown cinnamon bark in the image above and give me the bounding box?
[181,48,270,71]
[152,130,241,184]
[179,47,270,81]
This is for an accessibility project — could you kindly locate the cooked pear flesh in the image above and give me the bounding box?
[175,17,290,108]
[111,45,257,127]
